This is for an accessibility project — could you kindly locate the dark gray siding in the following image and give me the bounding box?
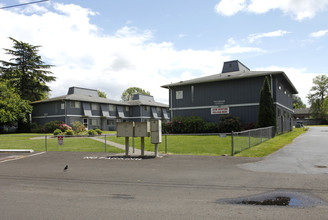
[169,74,294,133]
[172,76,266,108]
[32,101,65,117]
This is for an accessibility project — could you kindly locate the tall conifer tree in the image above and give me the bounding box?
[0,37,56,102]
[258,76,276,129]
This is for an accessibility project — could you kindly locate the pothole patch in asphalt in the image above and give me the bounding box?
[216,191,328,207]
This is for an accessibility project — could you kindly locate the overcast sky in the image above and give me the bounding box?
[1,0,328,105]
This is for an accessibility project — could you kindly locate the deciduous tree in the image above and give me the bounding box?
[0,81,32,128]
[307,75,328,120]
[121,87,150,101]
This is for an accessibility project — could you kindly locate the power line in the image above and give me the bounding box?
[0,0,50,10]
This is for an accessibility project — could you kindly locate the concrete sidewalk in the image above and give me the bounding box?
[89,136,156,156]
[240,126,328,174]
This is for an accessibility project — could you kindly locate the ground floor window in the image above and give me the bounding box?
[107,119,115,126]
[91,118,100,126]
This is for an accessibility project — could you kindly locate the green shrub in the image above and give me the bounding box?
[72,121,86,133]
[163,116,215,133]
[95,128,102,135]
[53,129,62,135]
[65,129,74,136]
[204,122,219,133]
[88,129,97,136]
[30,122,43,133]
[43,120,64,133]
[218,115,242,133]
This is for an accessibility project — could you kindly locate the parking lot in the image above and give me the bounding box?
[1,148,328,219]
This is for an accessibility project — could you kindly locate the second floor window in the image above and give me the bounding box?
[109,104,115,111]
[70,101,81,108]
[92,103,100,110]
[176,91,183,99]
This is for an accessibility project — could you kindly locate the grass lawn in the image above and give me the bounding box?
[1,127,307,156]
[235,128,307,157]
[0,134,124,153]
[107,134,232,156]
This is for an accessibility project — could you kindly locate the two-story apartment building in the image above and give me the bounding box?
[31,87,169,131]
[161,60,298,133]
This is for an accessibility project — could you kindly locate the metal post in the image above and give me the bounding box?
[165,135,167,154]
[132,136,135,153]
[154,144,158,157]
[141,137,145,156]
[125,137,129,156]
[45,135,48,152]
[231,131,234,156]
[249,130,251,149]
[105,135,107,152]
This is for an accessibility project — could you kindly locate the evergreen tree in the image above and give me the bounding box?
[258,76,276,129]
[0,37,56,102]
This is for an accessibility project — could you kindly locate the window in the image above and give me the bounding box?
[156,107,161,112]
[125,106,129,111]
[144,106,149,111]
[191,86,194,103]
[91,103,100,110]
[91,118,100,126]
[61,102,65,110]
[107,119,115,126]
[176,91,183,99]
[109,104,115,111]
[70,101,81,108]
[278,109,281,117]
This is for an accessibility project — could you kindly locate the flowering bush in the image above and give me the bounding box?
[43,120,64,133]
[72,121,86,134]
[60,123,72,132]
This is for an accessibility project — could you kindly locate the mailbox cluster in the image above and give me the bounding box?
[116,120,162,157]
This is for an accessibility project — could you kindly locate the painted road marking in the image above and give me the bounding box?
[0,152,46,163]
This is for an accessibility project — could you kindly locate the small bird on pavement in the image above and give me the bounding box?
[63,165,68,171]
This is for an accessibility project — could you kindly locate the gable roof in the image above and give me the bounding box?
[31,87,169,108]
[162,67,298,94]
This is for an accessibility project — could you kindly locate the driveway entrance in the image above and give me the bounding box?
[241,127,328,174]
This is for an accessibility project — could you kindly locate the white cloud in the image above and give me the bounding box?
[0,2,229,104]
[215,0,246,16]
[215,0,328,20]
[222,37,264,54]
[248,30,290,43]
[310,30,328,38]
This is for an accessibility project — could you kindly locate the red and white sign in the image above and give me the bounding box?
[211,107,229,115]
[58,136,64,146]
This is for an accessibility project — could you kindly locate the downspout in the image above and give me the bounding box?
[168,86,173,120]
[270,74,273,98]
[64,100,67,124]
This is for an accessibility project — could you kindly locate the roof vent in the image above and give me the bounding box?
[222,60,250,73]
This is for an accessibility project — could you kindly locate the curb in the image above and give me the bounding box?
[0,149,34,153]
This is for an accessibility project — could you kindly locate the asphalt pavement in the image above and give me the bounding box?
[241,127,328,174]
[0,127,328,219]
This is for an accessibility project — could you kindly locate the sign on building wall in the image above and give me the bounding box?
[211,107,229,115]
